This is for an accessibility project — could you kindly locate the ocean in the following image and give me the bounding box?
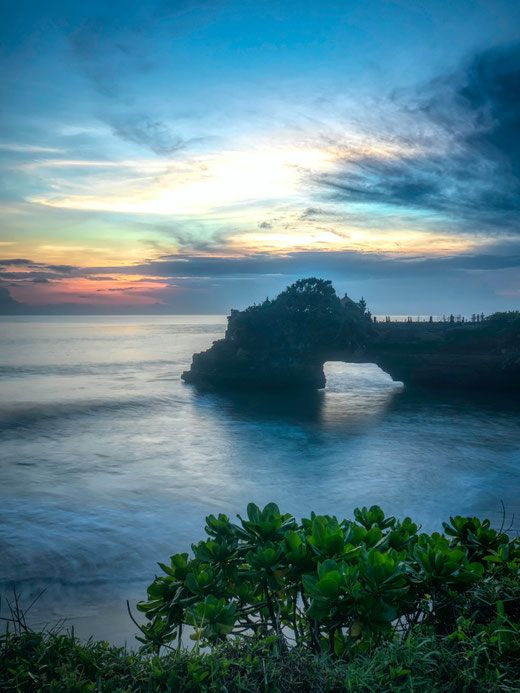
[1,315,519,645]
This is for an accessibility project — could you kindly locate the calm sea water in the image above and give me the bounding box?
[1,316,519,644]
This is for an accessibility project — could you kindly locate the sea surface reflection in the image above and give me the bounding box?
[0,316,519,644]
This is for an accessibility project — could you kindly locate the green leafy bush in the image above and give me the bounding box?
[2,503,519,692]
[137,503,520,656]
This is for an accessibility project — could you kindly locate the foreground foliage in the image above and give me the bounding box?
[2,503,519,691]
[137,503,520,656]
[2,613,520,692]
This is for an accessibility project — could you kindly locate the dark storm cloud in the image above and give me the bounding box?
[316,43,520,233]
[448,44,520,175]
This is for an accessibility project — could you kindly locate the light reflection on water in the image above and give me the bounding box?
[0,316,519,644]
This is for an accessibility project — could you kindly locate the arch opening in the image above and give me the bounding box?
[322,361,403,392]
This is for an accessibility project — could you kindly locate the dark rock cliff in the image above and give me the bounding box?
[365,320,520,392]
[182,278,372,390]
[182,280,520,392]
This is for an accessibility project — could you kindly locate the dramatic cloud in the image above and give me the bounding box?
[7,243,516,284]
[316,44,520,234]
[2,2,519,314]
[2,239,519,314]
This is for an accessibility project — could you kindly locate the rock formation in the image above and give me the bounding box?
[366,317,520,392]
[182,279,520,392]
[182,278,372,390]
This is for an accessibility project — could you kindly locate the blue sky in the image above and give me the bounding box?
[1,0,519,313]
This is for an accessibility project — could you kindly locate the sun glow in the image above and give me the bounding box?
[31,146,336,215]
[9,131,479,297]
[227,228,476,255]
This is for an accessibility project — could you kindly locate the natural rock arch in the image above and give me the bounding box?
[182,278,520,392]
[322,361,399,390]
[182,278,374,390]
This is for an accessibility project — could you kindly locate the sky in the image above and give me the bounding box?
[1,0,519,314]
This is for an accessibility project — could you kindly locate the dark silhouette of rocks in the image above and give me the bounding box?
[366,315,520,392]
[182,279,520,392]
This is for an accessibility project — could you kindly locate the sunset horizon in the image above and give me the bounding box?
[2,0,519,314]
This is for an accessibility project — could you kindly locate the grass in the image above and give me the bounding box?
[2,502,520,691]
[2,617,520,692]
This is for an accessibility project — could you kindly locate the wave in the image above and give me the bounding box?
[0,395,181,433]
[0,360,182,378]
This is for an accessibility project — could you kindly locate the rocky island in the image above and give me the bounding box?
[182,278,520,392]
